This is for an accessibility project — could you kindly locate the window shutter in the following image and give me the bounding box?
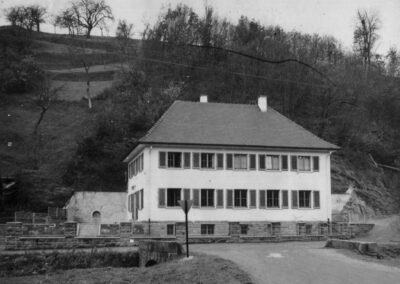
[183,188,190,200]
[259,190,266,208]
[217,189,224,207]
[193,189,200,207]
[259,155,266,170]
[250,190,256,208]
[128,194,131,212]
[249,154,256,170]
[131,193,135,213]
[183,152,191,168]
[313,156,319,171]
[140,189,144,210]
[193,153,200,168]
[226,189,233,208]
[217,153,224,169]
[158,188,166,207]
[282,190,288,208]
[292,190,298,208]
[281,155,288,171]
[226,154,233,170]
[313,191,320,208]
[159,152,166,168]
[291,156,297,171]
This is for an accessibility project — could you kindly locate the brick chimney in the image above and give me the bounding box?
[258,96,267,112]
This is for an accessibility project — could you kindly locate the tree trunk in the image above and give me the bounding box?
[87,77,92,109]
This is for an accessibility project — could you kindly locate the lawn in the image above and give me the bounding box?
[1,254,252,284]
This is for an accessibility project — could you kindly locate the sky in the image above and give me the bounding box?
[0,0,399,54]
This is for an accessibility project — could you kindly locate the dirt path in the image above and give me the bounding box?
[192,242,400,284]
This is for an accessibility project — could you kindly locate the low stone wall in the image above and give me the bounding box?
[5,236,121,250]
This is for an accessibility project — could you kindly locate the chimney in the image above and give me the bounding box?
[258,96,267,112]
[200,94,208,103]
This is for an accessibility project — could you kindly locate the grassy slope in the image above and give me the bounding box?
[1,254,252,284]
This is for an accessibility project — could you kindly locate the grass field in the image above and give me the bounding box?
[1,254,252,284]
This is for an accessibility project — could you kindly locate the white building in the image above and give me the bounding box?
[123,96,339,236]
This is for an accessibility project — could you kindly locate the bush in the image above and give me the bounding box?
[0,249,139,277]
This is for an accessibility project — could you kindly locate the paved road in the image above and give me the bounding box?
[191,242,400,284]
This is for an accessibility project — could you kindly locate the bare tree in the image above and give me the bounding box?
[70,0,114,38]
[4,5,46,32]
[68,44,97,109]
[353,9,380,71]
[27,5,47,32]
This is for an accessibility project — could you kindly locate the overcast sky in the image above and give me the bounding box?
[1,0,399,54]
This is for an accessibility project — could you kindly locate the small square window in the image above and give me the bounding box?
[201,224,215,235]
[240,224,248,235]
[167,224,175,235]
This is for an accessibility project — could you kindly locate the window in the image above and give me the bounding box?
[313,191,320,208]
[168,152,182,168]
[299,190,311,208]
[259,155,266,170]
[167,188,181,207]
[271,222,281,236]
[226,154,233,170]
[234,189,247,207]
[234,154,248,170]
[291,155,297,171]
[183,152,191,168]
[249,154,256,170]
[201,224,214,235]
[281,155,288,171]
[297,223,312,235]
[298,156,311,171]
[201,153,214,169]
[313,156,319,171]
[128,153,144,177]
[266,155,280,170]
[167,224,175,235]
[240,224,248,235]
[201,189,214,207]
[217,153,224,169]
[267,190,280,208]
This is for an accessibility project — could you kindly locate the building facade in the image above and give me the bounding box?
[124,96,339,237]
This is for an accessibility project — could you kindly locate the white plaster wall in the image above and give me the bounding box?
[331,193,351,213]
[127,146,333,223]
[66,192,127,223]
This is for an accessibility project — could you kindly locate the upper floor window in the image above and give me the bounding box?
[128,153,144,178]
[267,190,280,208]
[299,190,311,208]
[291,155,319,172]
[201,153,215,169]
[266,155,280,170]
[234,154,248,170]
[168,152,182,168]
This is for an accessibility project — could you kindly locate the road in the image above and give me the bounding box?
[191,242,400,284]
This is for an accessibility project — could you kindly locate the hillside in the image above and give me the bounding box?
[0,26,399,217]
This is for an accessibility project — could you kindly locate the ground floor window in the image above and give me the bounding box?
[240,224,248,235]
[201,224,215,235]
[166,224,175,235]
[271,222,281,236]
